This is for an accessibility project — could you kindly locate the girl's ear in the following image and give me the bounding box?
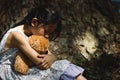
[31,18,39,27]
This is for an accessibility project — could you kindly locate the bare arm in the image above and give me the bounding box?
[11,32,42,65]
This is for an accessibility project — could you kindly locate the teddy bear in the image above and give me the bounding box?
[13,35,49,74]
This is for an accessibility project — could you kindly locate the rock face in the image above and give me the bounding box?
[0,0,120,63]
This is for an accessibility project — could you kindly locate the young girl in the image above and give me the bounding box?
[0,5,87,80]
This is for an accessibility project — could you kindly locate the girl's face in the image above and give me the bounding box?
[32,23,56,38]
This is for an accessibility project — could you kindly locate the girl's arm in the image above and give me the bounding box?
[11,32,43,65]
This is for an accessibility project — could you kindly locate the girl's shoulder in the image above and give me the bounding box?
[5,28,29,49]
[10,29,27,41]
[9,26,23,33]
[5,29,25,48]
[6,26,28,42]
[9,26,27,38]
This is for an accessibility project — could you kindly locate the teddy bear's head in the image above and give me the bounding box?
[29,35,49,54]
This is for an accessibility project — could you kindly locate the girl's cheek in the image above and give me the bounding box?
[45,27,55,34]
[37,28,45,35]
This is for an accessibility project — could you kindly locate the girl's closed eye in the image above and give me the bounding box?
[44,24,56,33]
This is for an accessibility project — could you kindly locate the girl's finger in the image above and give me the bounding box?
[46,65,50,69]
[41,61,48,66]
[40,63,48,69]
[43,64,48,69]
[37,55,46,58]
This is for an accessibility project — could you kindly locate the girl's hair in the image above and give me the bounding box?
[14,5,61,40]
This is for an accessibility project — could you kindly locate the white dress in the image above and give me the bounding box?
[0,28,71,80]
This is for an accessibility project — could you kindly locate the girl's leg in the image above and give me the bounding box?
[75,74,87,80]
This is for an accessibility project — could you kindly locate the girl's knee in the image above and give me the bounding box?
[75,75,87,80]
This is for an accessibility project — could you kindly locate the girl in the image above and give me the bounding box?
[0,5,87,80]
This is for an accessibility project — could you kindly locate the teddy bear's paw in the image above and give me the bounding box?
[14,64,29,74]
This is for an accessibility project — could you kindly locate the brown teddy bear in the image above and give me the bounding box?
[13,35,49,74]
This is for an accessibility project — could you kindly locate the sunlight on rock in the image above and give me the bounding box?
[74,31,98,60]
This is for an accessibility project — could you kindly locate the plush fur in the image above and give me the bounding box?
[14,35,49,74]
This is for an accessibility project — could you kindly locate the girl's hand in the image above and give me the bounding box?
[37,51,56,69]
